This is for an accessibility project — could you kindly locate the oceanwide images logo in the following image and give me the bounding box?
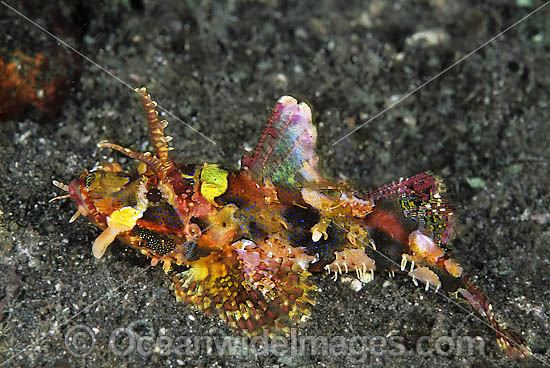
[64,320,486,363]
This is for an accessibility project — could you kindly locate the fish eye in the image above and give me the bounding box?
[85,173,95,187]
[146,187,162,202]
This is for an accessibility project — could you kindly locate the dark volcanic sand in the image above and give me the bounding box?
[1,1,549,367]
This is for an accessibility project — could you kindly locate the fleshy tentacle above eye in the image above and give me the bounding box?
[96,88,178,180]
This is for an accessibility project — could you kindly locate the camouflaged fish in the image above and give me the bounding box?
[52,88,530,358]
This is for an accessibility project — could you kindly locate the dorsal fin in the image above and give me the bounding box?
[362,172,454,246]
[242,96,322,187]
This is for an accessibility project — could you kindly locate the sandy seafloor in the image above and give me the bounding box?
[0,0,549,367]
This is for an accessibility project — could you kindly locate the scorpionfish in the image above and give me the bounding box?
[53,88,530,358]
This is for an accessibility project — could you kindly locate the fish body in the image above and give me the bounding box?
[54,88,529,358]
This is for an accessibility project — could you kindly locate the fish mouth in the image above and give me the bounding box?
[68,177,122,259]
[68,178,104,228]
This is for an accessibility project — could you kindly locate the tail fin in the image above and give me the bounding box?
[457,276,531,358]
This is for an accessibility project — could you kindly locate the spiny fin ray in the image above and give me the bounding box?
[242,96,322,187]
